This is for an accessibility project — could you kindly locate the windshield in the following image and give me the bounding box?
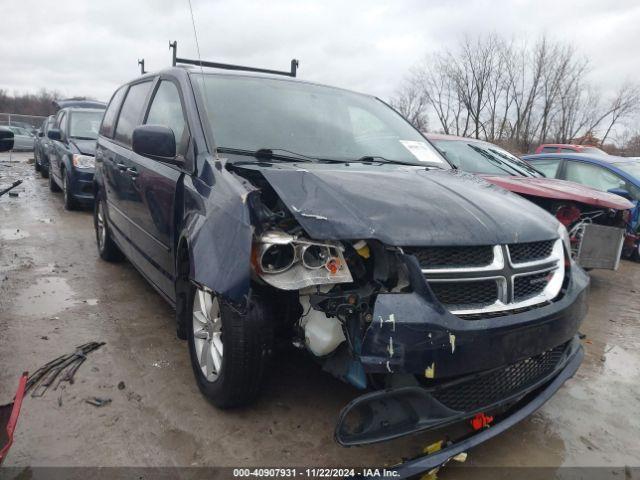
[431,139,543,177]
[69,110,103,140]
[192,74,448,167]
[613,161,640,179]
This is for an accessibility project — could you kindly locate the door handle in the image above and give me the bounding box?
[126,167,139,178]
[116,162,127,171]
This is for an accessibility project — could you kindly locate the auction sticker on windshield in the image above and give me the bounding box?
[400,140,445,164]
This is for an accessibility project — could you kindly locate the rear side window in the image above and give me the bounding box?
[145,81,189,156]
[541,147,558,153]
[560,147,576,153]
[530,158,562,178]
[564,161,626,191]
[100,87,127,138]
[114,81,153,146]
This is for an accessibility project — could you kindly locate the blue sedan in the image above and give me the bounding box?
[523,152,640,259]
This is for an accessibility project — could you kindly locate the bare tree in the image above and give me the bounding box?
[390,74,429,131]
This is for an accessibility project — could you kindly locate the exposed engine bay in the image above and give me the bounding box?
[240,165,411,387]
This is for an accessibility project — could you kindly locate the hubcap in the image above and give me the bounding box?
[63,175,68,202]
[96,201,106,250]
[192,288,223,381]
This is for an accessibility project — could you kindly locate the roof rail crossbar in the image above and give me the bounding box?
[169,40,298,78]
[138,58,146,75]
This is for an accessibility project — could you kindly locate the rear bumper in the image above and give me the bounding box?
[357,340,583,479]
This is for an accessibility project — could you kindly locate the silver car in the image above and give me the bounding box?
[0,126,35,151]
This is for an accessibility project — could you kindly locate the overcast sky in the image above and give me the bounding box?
[2,0,639,103]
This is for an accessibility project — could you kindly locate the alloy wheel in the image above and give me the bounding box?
[192,287,223,382]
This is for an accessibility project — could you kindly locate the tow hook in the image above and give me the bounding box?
[470,412,494,431]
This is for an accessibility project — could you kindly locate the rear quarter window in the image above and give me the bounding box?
[114,81,153,146]
[100,87,127,138]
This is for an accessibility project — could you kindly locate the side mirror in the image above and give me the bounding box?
[132,125,179,163]
[607,187,633,201]
[47,128,63,141]
[38,131,44,137]
[0,130,14,152]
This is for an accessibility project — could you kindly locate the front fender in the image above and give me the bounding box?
[182,157,258,304]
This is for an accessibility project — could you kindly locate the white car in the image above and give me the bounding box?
[0,126,35,151]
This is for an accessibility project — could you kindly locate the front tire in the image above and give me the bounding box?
[48,168,60,192]
[62,171,76,210]
[94,193,124,262]
[186,285,272,408]
[41,156,49,178]
[35,152,41,172]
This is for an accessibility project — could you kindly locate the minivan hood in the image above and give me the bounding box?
[481,175,633,210]
[232,162,559,246]
[69,139,97,156]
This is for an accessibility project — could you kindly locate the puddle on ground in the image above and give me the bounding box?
[13,276,78,316]
[85,298,99,306]
[601,344,640,380]
[0,228,30,240]
[152,360,172,369]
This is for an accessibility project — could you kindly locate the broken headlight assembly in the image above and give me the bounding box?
[252,231,353,289]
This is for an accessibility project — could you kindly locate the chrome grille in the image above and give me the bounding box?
[429,280,497,307]
[513,270,553,301]
[508,240,555,264]
[411,239,564,318]
[404,246,493,269]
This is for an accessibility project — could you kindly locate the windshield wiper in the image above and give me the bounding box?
[216,147,316,162]
[70,136,97,141]
[217,147,348,164]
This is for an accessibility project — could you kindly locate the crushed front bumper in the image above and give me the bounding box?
[364,345,584,478]
[337,335,582,446]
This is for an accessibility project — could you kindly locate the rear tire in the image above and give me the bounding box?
[186,285,272,408]
[94,193,124,262]
[41,156,49,178]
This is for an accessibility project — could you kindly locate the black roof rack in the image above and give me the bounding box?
[169,41,298,78]
[52,99,106,110]
[138,58,147,75]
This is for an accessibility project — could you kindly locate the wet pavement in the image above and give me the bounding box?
[1,152,639,474]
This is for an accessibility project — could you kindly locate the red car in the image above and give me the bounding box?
[534,143,607,155]
[426,134,632,270]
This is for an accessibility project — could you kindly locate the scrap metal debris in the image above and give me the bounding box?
[0,180,23,197]
[84,397,112,407]
[26,342,105,398]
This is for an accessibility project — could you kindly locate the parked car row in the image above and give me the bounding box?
[33,100,106,209]
[0,125,35,151]
[30,58,615,475]
[426,134,636,269]
[524,152,640,260]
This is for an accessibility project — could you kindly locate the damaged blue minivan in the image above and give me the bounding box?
[93,56,588,476]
